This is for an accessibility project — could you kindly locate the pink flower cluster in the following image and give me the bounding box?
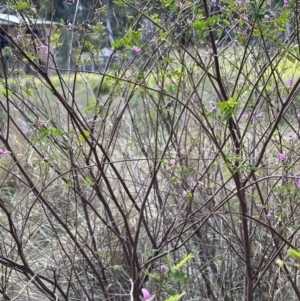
[133,46,141,53]
[286,79,293,88]
[279,153,285,161]
[236,0,249,5]
[141,288,156,300]
[0,149,9,158]
[182,181,198,197]
[40,45,49,55]
[142,288,151,299]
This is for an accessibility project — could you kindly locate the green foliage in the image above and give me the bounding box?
[192,15,219,37]
[151,13,161,24]
[50,32,63,49]
[171,253,194,273]
[0,88,12,97]
[163,293,186,301]
[11,1,31,10]
[78,130,90,143]
[276,9,290,28]
[217,94,239,121]
[112,31,142,49]
[159,0,177,10]
[84,97,98,113]
[84,177,94,187]
[39,127,64,137]
[288,249,300,261]
[182,166,197,176]
[93,22,104,34]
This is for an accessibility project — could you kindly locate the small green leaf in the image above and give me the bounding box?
[64,182,73,188]
[163,292,186,301]
[50,32,62,48]
[12,2,30,10]
[95,22,104,34]
[192,20,207,31]
[289,249,300,261]
[112,30,141,49]
[0,88,12,96]
[171,253,194,272]
[84,177,94,187]
[151,13,161,24]
[39,127,64,136]
[78,130,90,143]
[171,177,177,184]
[172,271,190,283]
[49,128,64,135]
[286,55,296,63]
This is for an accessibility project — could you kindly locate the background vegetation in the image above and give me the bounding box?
[0,0,300,300]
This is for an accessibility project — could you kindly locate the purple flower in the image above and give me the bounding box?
[88,118,98,124]
[264,14,270,20]
[167,159,176,170]
[38,118,45,126]
[241,113,248,119]
[297,179,300,189]
[133,46,141,53]
[279,153,285,161]
[160,264,169,275]
[67,21,73,31]
[284,0,289,7]
[254,113,264,123]
[142,288,151,300]
[237,0,249,5]
[266,211,272,219]
[178,1,184,8]
[182,190,187,197]
[40,45,49,55]
[287,134,295,141]
[190,181,198,189]
[297,112,300,120]
[286,79,293,88]
[0,149,8,158]
[206,50,213,57]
